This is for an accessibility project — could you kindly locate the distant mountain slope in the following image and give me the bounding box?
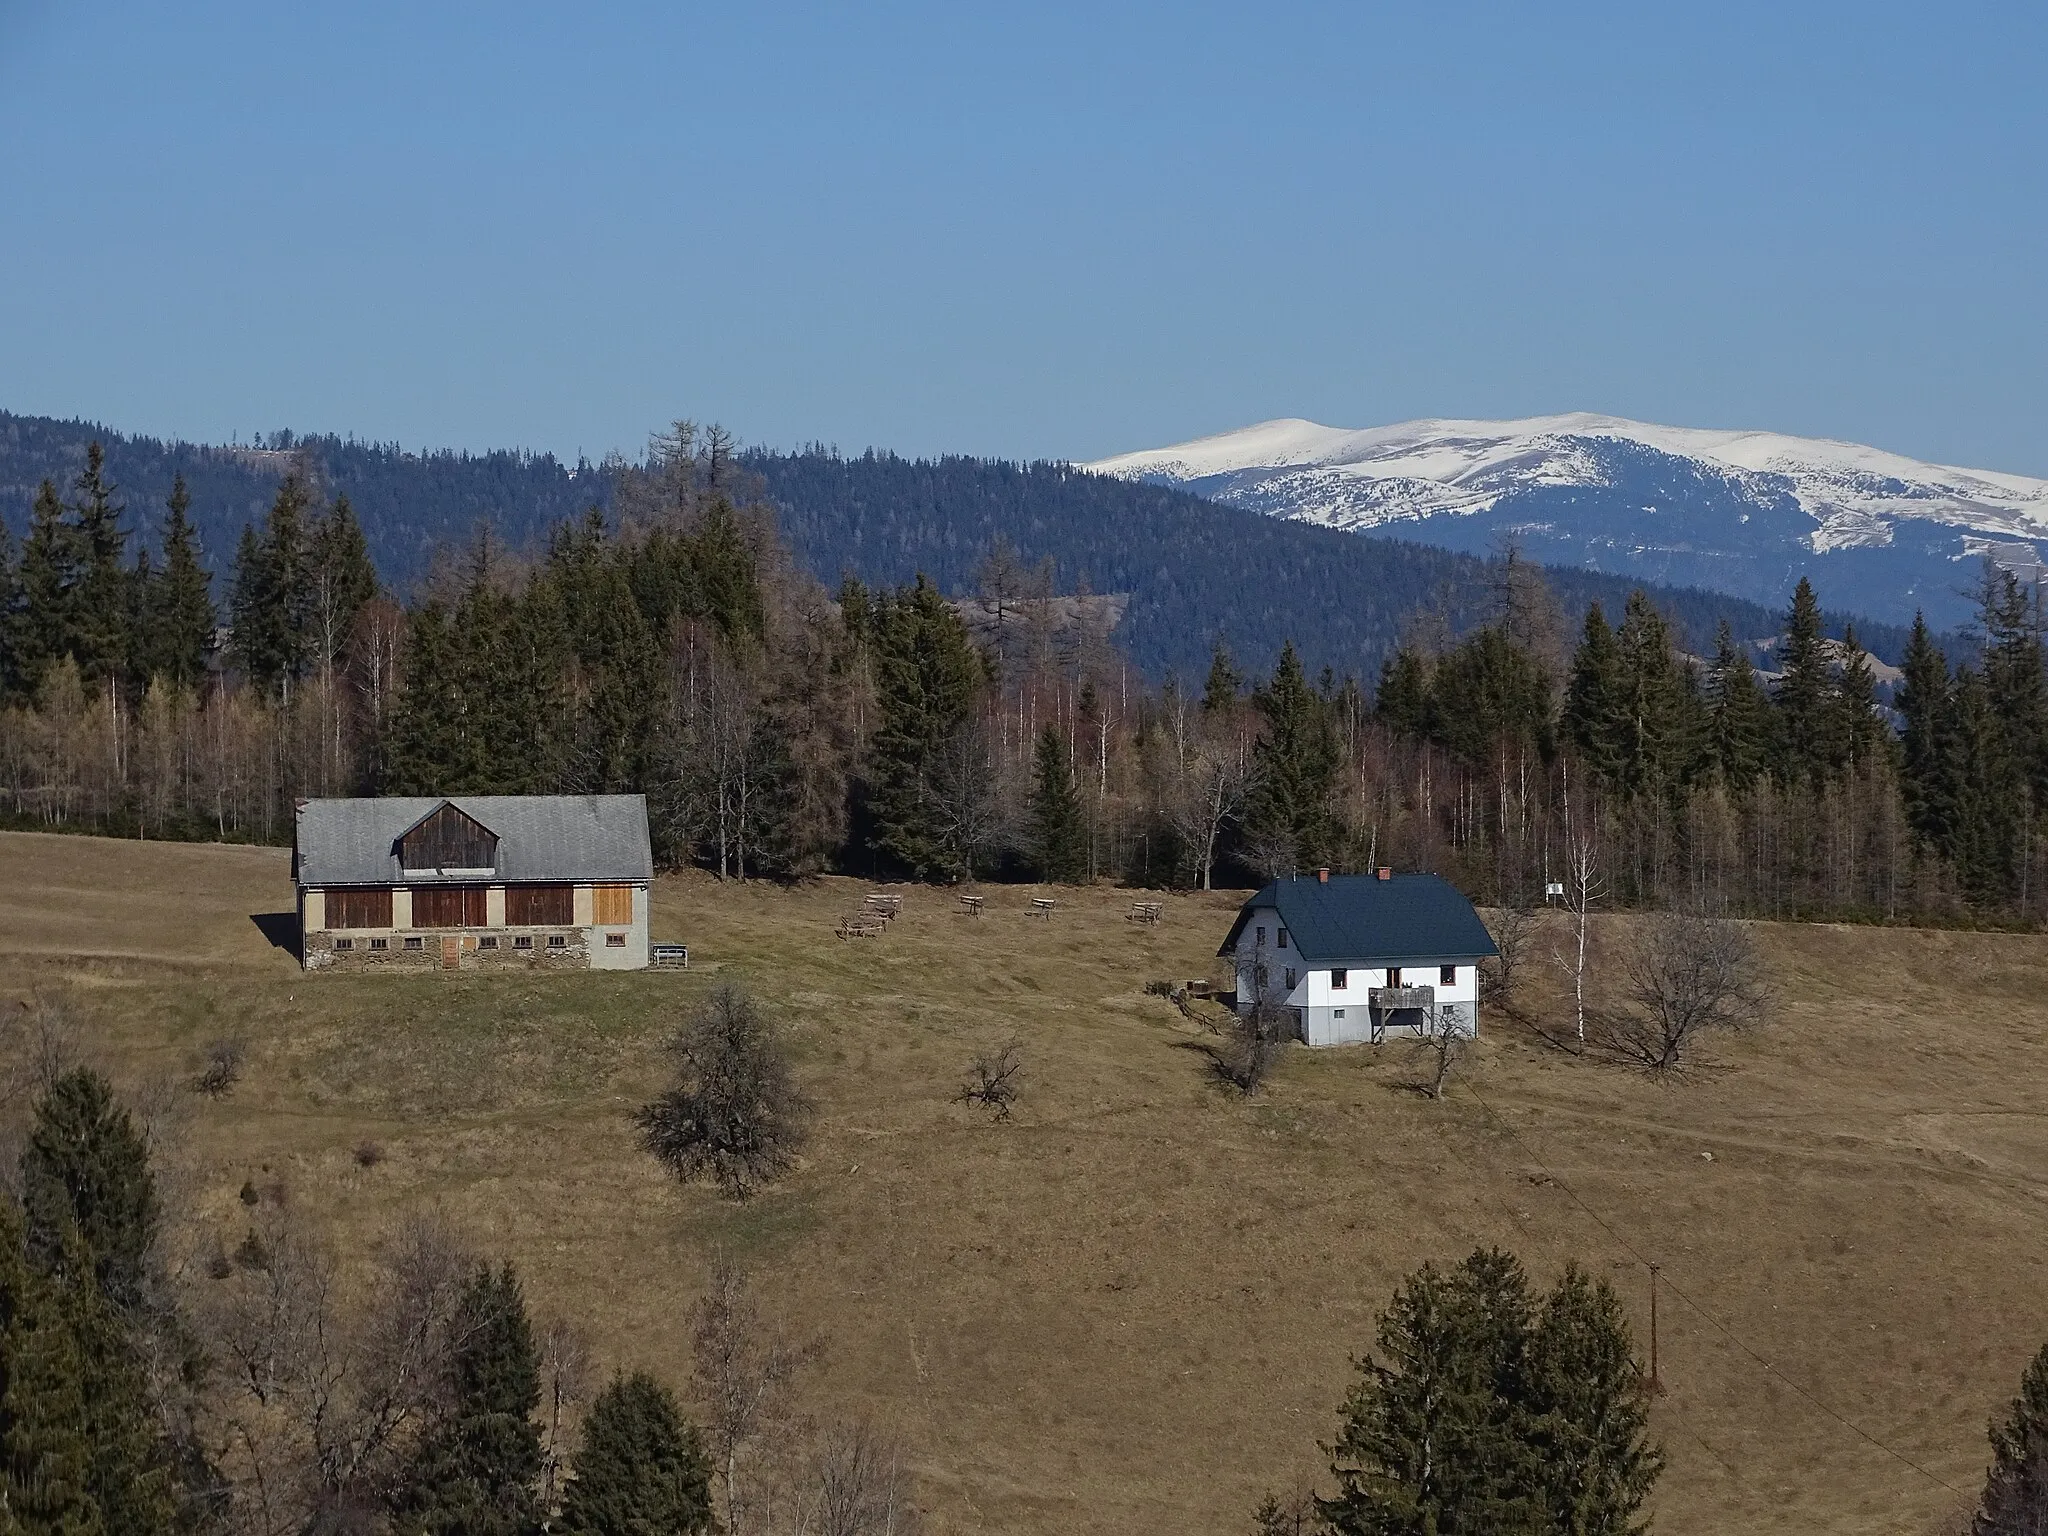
[1086,414,2048,630]
[0,411,1915,684]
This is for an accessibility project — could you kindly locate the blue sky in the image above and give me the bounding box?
[2,1,2044,471]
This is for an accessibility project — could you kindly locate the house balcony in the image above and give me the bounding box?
[1370,985,1436,1012]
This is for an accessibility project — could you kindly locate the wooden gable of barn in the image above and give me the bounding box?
[396,802,500,872]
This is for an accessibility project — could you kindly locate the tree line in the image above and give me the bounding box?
[2,431,2046,924]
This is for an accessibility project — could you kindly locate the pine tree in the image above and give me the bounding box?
[865,576,985,878]
[688,496,765,646]
[1774,577,1833,789]
[0,1205,100,1536]
[1975,1340,2048,1535]
[393,1263,544,1536]
[230,472,315,698]
[1562,604,1627,789]
[1202,642,1243,713]
[1321,1249,1541,1536]
[66,444,132,685]
[1028,726,1088,883]
[1425,627,1551,766]
[1612,591,1701,798]
[1896,612,1953,850]
[18,1071,158,1312]
[1831,624,1884,775]
[1245,642,1338,872]
[1705,621,1772,793]
[1522,1264,1663,1536]
[555,1372,716,1536]
[380,603,464,794]
[137,476,214,690]
[16,480,78,693]
[1977,565,2048,813]
[1373,646,1431,739]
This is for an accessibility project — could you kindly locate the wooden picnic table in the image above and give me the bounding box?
[1126,901,1164,924]
[1030,897,1059,919]
[957,893,985,916]
[863,892,903,918]
[836,914,887,940]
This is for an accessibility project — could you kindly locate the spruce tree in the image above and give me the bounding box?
[1202,642,1243,713]
[66,444,132,686]
[1896,612,1954,850]
[1705,621,1772,793]
[229,472,315,698]
[16,480,77,692]
[18,1071,158,1312]
[1373,646,1431,739]
[1975,1340,2048,1535]
[157,476,214,690]
[0,1206,100,1536]
[1245,642,1338,872]
[1774,577,1832,789]
[394,1263,544,1536]
[1028,726,1087,883]
[688,496,765,646]
[555,1372,715,1536]
[1831,624,1884,775]
[1977,565,2048,813]
[1426,627,1551,766]
[1522,1264,1663,1536]
[0,519,23,706]
[1612,591,1700,798]
[1562,604,1626,789]
[865,576,985,878]
[307,493,378,672]
[1948,668,2022,908]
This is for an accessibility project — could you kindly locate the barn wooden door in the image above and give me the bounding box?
[441,937,459,971]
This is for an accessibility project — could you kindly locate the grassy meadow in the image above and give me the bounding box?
[2,828,2044,1534]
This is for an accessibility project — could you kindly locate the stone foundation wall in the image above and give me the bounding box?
[304,930,591,972]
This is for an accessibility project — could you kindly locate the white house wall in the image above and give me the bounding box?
[1230,909,1481,1047]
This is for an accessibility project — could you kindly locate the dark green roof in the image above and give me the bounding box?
[1217,873,1498,964]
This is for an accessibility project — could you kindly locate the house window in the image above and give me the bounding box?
[1255,925,1266,945]
[514,935,533,951]
[605,933,627,948]
[1331,968,1348,990]
[334,937,353,951]
[1284,967,1297,989]
[547,934,567,949]
[1253,964,1269,987]
[1441,964,1457,985]
[1387,967,1403,987]
[369,937,388,951]
[1277,927,1289,949]
[404,936,423,951]
[479,935,498,950]
[1333,1008,1345,1019]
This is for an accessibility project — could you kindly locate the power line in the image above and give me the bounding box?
[1457,1080,1967,1497]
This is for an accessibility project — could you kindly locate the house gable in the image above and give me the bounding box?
[397,802,500,873]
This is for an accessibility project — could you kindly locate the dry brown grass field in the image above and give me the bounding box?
[3,828,2046,1534]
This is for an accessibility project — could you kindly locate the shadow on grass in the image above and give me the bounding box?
[249,911,301,958]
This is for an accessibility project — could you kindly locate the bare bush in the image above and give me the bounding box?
[1480,902,1537,1008]
[537,1313,593,1508]
[1212,1002,1294,1096]
[637,984,815,1200]
[691,1257,822,1536]
[1604,911,1769,1073]
[1412,1009,1470,1101]
[800,1421,922,1536]
[956,1039,1023,1120]
[197,1037,246,1096]
[352,1139,384,1168]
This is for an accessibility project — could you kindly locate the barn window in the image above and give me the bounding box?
[507,884,573,926]
[397,802,499,872]
[369,937,388,951]
[1331,968,1348,989]
[479,935,498,950]
[412,886,488,928]
[1440,964,1457,985]
[593,884,633,925]
[605,933,627,948]
[404,936,423,951]
[514,935,534,951]
[334,937,353,951]
[329,887,393,929]
[547,934,567,949]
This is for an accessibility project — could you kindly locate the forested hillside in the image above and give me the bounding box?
[0,411,1917,684]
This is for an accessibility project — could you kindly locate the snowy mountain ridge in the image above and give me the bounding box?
[1082,415,2048,628]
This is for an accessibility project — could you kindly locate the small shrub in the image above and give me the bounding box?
[206,1237,232,1280]
[353,1139,385,1168]
[233,1229,270,1271]
[956,1039,1024,1120]
[237,1179,259,1206]
[196,1036,246,1096]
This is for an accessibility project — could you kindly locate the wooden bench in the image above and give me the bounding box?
[649,943,690,971]
[1030,898,1059,920]
[1126,901,1164,924]
[863,892,903,919]
[957,894,985,917]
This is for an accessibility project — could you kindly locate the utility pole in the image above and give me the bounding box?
[1648,1261,1666,1395]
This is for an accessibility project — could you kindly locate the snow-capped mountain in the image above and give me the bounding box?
[1084,415,2048,629]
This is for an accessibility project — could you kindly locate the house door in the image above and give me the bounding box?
[441,937,460,971]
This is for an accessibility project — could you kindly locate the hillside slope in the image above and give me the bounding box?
[3,831,2037,1535]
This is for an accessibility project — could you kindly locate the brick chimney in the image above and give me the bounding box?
[1377,866,1392,881]
[1317,867,1329,883]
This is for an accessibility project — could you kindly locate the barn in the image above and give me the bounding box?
[1218,868,1498,1046]
[294,795,653,972]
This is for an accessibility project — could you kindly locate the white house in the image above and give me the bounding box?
[1218,868,1497,1047]
[293,795,653,972]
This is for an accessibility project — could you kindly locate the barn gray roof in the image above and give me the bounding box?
[294,796,652,886]
[1217,873,1498,964]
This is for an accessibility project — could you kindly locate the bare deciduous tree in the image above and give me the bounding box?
[1604,911,1769,1073]
[797,1421,922,1536]
[1551,821,1604,1043]
[691,1258,822,1536]
[1413,1005,1470,1101]
[637,984,815,1200]
[537,1312,593,1509]
[197,1036,247,1096]
[1480,901,1537,1009]
[956,1039,1023,1120]
[1158,693,1255,891]
[1211,1001,1294,1096]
